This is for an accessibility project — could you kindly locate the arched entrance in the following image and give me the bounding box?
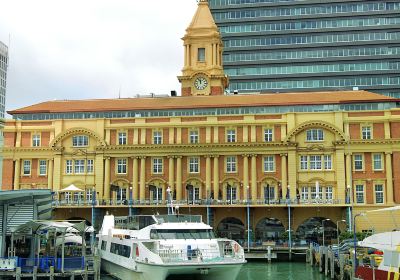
[184,178,204,204]
[110,179,130,204]
[255,217,285,244]
[221,178,241,203]
[296,217,337,245]
[216,217,245,244]
[147,178,167,203]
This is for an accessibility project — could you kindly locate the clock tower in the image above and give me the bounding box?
[178,0,228,96]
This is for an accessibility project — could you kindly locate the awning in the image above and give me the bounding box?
[59,184,84,192]
[12,220,88,234]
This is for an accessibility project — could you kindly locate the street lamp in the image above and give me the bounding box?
[336,219,346,253]
[353,212,366,277]
[347,185,353,232]
[322,218,331,247]
[287,185,292,260]
[246,185,250,252]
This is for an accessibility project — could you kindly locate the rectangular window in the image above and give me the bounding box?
[66,160,73,174]
[226,129,236,143]
[373,154,383,170]
[117,159,127,174]
[309,155,322,170]
[306,129,324,141]
[74,160,85,174]
[153,158,163,174]
[87,159,94,173]
[86,189,93,201]
[300,155,308,170]
[153,131,162,144]
[188,187,200,201]
[263,155,275,172]
[310,186,317,199]
[325,186,333,200]
[32,134,40,147]
[264,185,275,201]
[375,184,384,204]
[362,126,372,140]
[189,157,199,173]
[118,132,127,145]
[354,154,363,170]
[198,48,205,62]
[72,135,89,147]
[264,128,273,142]
[152,187,163,201]
[324,155,332,170]
[226,156,237,173]
[189,130,199,144]
[355,185,364,203]
[227,186,237,201]
[301,187,309,200]
[23,160,31,175]
[65,192,71,202]
[39,160,47,176]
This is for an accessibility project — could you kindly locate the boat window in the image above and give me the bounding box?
[110,242,131,258]
[150,229,215,239]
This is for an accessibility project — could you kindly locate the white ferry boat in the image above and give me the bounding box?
[98,213,246,280]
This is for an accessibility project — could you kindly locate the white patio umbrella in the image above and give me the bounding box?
[59,184,84,192]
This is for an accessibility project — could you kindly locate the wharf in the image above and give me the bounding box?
[244,245,308,261]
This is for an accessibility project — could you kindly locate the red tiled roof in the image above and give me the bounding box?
[7,90,396,115]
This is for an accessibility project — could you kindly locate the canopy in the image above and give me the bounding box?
[13,220,87,234]
[358,231,400,251]
[56,233,83,246]
[59,184,84,192]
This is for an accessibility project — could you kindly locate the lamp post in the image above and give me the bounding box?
[287,185,292,260]
[322,218,331,247]
[336,219,346,255]
[347,185,353,232]
[246,185,250,252]
[353,212,365,277]
[206,189,210,225]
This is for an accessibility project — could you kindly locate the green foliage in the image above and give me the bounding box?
[339,231,370,242]
[280,231,289,240]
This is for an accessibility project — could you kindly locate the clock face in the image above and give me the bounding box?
[194,76,208,90]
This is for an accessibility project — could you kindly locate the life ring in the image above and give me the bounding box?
[233,243,239,253]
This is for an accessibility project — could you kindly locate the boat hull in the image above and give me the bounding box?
[356,266,400,280]
[101,258,244,280]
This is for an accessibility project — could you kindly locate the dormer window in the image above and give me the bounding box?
[198,48,205,62]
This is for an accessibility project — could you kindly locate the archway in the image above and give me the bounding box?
[295,217,337,245]
[216,217,245,244]
[255,217,285,244]
[221,178,241,202]
[110,179,130,204]
[184,178,204,204]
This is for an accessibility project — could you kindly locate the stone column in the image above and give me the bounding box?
[335,149,346,202]
[104,157,111,201]
[13,159,20,190]
[251,155,257,200]
[140,157,146,200]
[213,156,219,200]
[168,156,174,192]
[53,154,61,191]
[345,153,352,189]
[242,155,249,200]
[205,156,211,198]
[132,157,139,200]
[281,154,287,198]
[176,156,182,200]
[47,159,53,190]
[385,152,394,204]
[95,154,104,199]
[288,150,297,199]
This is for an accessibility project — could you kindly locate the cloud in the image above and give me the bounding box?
[0,0,197,113]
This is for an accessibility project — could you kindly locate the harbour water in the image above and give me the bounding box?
[101,262,328,280]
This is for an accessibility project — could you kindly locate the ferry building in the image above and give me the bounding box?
[2,1,400,245]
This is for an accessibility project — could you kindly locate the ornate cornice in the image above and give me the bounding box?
[50,127,107,147]
[285,120,346,142]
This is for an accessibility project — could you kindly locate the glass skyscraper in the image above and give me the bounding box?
[209,0,400,97]
[0,41,7,119]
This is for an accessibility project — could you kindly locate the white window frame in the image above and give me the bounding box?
[117,159,127,174]
[198,47,205,62]
[153,130,162,145]
[325,186,333,200]
[373,154,383,171]
[39,160,47,176]
[264,128,273,142]
[226,156,237,173]
[324,155,332,170]
[226,129,236,143]
[309,155,322,170]
[354,154,363,171]
[300,155,308,170]
[86,189,93,201]
[189,157,200,173]
[72,135,89,147]
[23,160,31,176]
[87,159,94,173]
[264,185,275,201]
[66,160,73,174]
[301,187,309,200]
[227,186,237,201]
[152,187,163,201]
[362,126,372,140]
[374,184,384,204]
[189,130,199,144]
[74,160,85,174]
[306,129,324,141]
[263,155,275,172]
[152,158,163,174]
[118,132,127,145]
[32,134,41,147]
[355,185,365,204]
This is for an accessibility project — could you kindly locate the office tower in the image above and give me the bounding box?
[0,41,8,190]
[209,0,400,96]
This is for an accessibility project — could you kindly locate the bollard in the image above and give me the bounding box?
[325,247,329,276]
[33,266,38,280]
[330,250,335,279]
[319,246,323,272]
[16,267,21,280]
[267,246,272,263]
[50,266,55,280]
[70,273,75,280]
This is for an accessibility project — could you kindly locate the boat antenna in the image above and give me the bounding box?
[166,186,175,215]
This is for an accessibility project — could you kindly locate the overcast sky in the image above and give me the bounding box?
[0,0,198,114]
